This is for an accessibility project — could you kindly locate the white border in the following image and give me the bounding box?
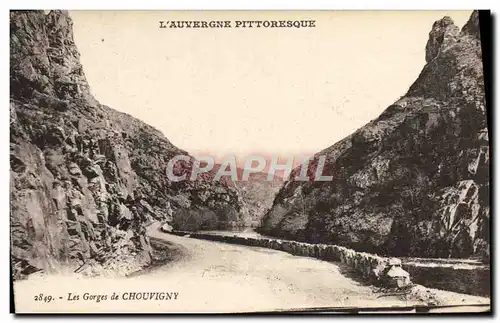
[2,1,498,322]
[3,0,500,10]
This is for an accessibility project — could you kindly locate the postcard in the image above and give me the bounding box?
[9,9,491,314]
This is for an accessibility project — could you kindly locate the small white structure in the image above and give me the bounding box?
[385,258,411,287]
[161,223,173,233]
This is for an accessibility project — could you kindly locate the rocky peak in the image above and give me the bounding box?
[408,10,483,102]
[260,11,489,261]
[10,10,97,109]
[461,10,481,39]
[425,16,459,63]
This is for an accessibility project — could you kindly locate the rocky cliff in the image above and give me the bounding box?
[10,10,246,279]
[259,11,490,261]
[230,169,283,228]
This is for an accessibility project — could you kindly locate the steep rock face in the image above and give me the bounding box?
[10,10,246,279]
[260,11,490,261]
[230,169,283,228]
[187,166,282,229]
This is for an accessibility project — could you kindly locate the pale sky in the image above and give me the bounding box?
[69,10,472,161]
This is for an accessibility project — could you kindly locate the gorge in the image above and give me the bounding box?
[10,10,490,285]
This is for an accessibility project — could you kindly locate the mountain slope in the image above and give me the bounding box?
[259,11,490,261]
[200,165,283,228]
[10,10,247,278]
[228,168,283,227]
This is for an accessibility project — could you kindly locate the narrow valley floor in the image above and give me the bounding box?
[13,223,490,313]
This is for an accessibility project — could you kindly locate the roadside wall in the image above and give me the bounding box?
[167,230,393,284]
[403,264,490,297]
[165,229,490,297]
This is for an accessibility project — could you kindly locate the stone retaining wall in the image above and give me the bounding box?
[167,230,400,285]
[164,229,490,296]
[402,264,490,297]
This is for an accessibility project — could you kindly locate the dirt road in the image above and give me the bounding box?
[13,223,489,313]
[143,223,414,312]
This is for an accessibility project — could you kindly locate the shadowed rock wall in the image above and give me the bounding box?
[259,11,489,261]
[10,10,247,279]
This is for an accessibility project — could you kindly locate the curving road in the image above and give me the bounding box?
[13,223,489,313]
[143,223,415,312]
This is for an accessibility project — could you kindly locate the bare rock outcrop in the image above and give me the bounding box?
[259,11,490,261]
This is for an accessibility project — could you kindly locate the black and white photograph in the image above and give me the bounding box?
[8,8,492,314]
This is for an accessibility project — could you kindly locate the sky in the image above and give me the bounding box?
[69,10,472,162]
